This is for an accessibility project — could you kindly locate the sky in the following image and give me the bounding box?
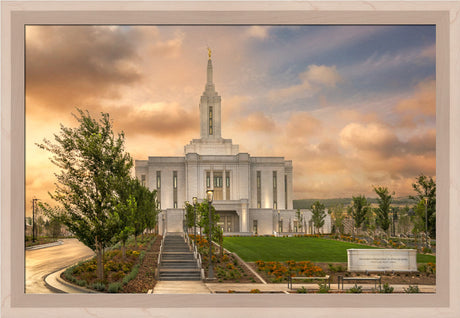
[25,25,436,216]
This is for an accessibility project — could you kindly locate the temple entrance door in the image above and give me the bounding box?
[216,211,239,233]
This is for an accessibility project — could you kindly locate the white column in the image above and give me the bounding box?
[241,200,249,232]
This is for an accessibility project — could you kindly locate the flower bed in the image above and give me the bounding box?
[62,234,157,292]
[190,234,261,283]
[254,260,325,283]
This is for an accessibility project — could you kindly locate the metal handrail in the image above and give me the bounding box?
[187,233,203,271]
[156,232,165,279]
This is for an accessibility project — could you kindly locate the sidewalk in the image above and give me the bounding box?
[205,282,436,293]
[152,281,211,294]
[46,271,436,294]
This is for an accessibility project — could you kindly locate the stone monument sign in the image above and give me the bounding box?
[347,249,417,272]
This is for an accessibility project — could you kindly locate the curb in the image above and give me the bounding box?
[26,240,64,251]
[44,257,99,294]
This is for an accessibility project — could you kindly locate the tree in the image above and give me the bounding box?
[349,195,369,236]
[196,200,221,241]
[185,201,196,234]
[373,186,393,233]
[409,174,436,237]
[295,209,303,233]
[37,109,133,280]
[330,204,345,234]
[310,201,326,234]
[113,195,136,261]
[46,217,62,238]
[397,206,411,235]
[130,179,158,241]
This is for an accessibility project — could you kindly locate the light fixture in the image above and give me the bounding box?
[207,189,214,203]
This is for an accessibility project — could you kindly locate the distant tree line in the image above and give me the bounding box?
[303,174,436,241]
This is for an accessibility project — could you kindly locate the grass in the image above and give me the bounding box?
[223,236,436,263]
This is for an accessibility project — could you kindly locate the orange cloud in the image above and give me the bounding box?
[236,111,277,132]
[395,79,435,117]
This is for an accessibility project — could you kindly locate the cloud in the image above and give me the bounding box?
[285,112,322,140]
[111,102,198,138]
[269,64,341,101]
[246,26,270,39]
[236,111,277,132]
[300,65,341,87]
[26,26,145,114]
[395,79,435,117]
[339,122,435,158]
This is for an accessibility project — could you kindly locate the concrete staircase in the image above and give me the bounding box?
[158,233,201,281]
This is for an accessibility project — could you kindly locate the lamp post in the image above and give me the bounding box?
[192,197,198,243]
[424,197,428,248]
[162,213,165,236]
[206,190,214,279]
[32,198,38,242]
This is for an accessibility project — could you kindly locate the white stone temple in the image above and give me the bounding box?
[135,51,331,235]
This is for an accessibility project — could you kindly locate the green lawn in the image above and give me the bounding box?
[223,236,436,263]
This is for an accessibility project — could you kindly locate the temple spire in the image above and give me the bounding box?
[207,48,213,86]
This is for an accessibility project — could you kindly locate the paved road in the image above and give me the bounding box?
[25,238,94,294]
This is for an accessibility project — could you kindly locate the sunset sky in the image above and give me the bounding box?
[25,25,436,216]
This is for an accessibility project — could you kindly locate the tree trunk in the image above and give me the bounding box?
[95,238,104,281]
[134,235,137,247]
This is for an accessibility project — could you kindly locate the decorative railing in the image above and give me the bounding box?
[155,231,166,279]
[185,233,203,279]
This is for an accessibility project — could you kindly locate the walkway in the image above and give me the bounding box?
[152,281,211,294]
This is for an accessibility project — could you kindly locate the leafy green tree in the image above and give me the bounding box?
[37,109,133,280]
[409,174,436,237]
[113,195,136,261]
[373,186,393,233]
[130,179,158,241]
[311,201,326,234]
[330,204,345,234]
[412,200,427,234]
[46,217,62,238]
[349,195,369,236]
[185,201,196,233]
[295,209,303,233]
[196,200,221,241]
[397,206,411,235]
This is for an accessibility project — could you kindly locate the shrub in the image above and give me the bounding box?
[427,262,436,274]
[108,282,122,293]
[90,282,106,291]
[380,283,394,293]
[404,285,420,293]
[76,279,87,287]
[418,264,427,272]
[250,289,261,293]
[347,284,363,293]
[139,251,146,262]
[122,264,140,285]
[297,286,308,293]
[422,247,432,254]
[317,282,330,293]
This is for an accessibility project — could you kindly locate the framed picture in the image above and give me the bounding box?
[1,1,459,317]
